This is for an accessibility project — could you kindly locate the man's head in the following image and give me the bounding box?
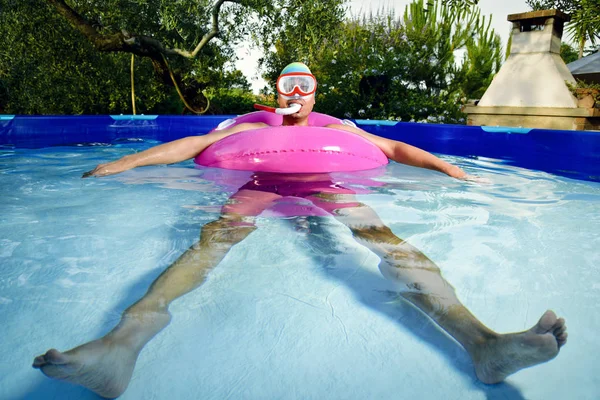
[276,62,316,123]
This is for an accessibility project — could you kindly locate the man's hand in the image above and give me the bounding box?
[82,156,135,178]
[459,174,492,184]
[445,164,467,179]
[446,165,492,184]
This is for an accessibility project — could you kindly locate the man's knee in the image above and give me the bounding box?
[351,224,400,245]
[200,216,256,245]
[381,247,441,274]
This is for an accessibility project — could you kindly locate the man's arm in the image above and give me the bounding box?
[83,122,267,178]
[326,123,466,179]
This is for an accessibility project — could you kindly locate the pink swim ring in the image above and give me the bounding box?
[194,111,388,173]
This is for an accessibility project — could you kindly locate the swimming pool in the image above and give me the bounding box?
[1,116,599,399]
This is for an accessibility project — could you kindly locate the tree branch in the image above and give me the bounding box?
[44,0,242,113]
[46,0,127,52]
[170,0,242,58]
[45,0,241,59]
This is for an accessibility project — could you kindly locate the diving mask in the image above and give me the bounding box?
[276,72,317,97]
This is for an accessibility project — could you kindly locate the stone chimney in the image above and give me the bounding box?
[478,9,576,108]
[465,10,599,130]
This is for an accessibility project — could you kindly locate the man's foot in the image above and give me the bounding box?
[473,310,567,384]
[33,311,170,398]
[32,338,139,399]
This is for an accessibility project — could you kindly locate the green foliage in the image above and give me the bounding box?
[207,88,258,115]
[442,0,480,8]
[456,14,503,100]
[0,0,258,114]
[0,0,353,114]
[505,30,513,60]
[1,0,502,119]
[560,43,580,63]
[526,0,578,11]
[0,0,167,114]
[566,79,600,108]
[258,0,347,84]
[206,70,260,114]
[567,0,600,57]
[263,0,501,123]
[567,79,600,92]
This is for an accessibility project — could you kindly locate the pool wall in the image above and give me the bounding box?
[1,115,599,181]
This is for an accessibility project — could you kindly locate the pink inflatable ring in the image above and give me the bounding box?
[194,111,388,173]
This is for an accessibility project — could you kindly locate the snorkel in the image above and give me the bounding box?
[254,62,316,115]
[254,102,302,115]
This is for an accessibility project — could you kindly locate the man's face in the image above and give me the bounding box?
[277,93,315,120]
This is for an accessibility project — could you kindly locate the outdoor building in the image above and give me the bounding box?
[465,9,599,131]
[568,51,600,85]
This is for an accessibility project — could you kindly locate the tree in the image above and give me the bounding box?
[258,0,347,85]
[0,0,258,114]
[1,0,498,115]
[0,0,176,114]
[526,0,600,58]
[262,0,501,123]
[568,0,600,58]
[1,0,348,114]
[38,0,252,112]
[456,14,503,100]
[560,43,580,63]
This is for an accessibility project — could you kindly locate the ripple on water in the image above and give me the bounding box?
[1,146,599,400]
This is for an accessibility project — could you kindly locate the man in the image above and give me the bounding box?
[33,63,567,399]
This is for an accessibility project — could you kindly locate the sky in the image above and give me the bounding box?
[235,0,533,93]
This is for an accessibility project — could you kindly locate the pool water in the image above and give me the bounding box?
[1,143,599,399]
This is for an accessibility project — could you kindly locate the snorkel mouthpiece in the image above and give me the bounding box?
[253,103,301,115]
[276,103,302,115]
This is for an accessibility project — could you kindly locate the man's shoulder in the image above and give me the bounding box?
[324,119,356,128]
[324,121,361,134]
[208,121,270,138]
[236,121,270,130]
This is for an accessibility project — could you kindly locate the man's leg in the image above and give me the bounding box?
[33,189,281,399]
[312,193,567,384]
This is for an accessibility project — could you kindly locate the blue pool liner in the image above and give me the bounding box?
[0,115,599,182]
